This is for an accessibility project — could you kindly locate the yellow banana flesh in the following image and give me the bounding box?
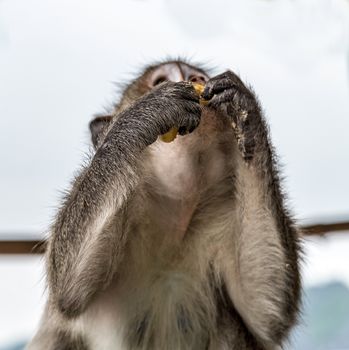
[193,83,210,106]
[160,83,209,143]
[160,127,178,143]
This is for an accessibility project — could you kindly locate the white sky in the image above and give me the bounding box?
[0,0,349,233]
[0,0,349,346]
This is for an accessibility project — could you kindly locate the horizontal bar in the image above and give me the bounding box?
[0,221,348,254]
[0,240,45,254]
[302,221,349,236]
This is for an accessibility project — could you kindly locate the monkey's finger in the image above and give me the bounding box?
[181,101,202,118]
[155,81,200,104]
[178,112,201,133]
[178,126,189,136]
[202,77,237,101]
[178,123,198,136]
[188,114,201,131]
[172,82,201,103]
[202,70,247,100]
[207,88,237,109]
[188,125,196,133]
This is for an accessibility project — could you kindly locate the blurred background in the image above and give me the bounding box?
[0,0,349,349]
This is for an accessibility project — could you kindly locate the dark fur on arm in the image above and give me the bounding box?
[47,82,201,318]
[204,71,301,346]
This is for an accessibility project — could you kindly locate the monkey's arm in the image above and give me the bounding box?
[203,72,301,347]
[48,82,201,318]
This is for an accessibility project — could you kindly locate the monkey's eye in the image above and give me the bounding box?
[152,76,168,86]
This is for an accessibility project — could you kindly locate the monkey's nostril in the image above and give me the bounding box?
[188,75,206,85]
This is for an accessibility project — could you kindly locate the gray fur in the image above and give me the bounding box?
[27,60,301,350]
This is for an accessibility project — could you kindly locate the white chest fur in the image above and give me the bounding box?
[78,113,236,349]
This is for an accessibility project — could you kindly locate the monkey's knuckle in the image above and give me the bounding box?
[207,95,222,109]
[225,70,236,78]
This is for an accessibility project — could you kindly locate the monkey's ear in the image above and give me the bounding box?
[89,115,113,149]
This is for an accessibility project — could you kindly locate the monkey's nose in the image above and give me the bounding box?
[188,75,207,86]
[149,63,208,88]
[150,63,184,87]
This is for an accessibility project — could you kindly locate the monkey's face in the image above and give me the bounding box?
[90,61,210,148]
[121,61,210,107]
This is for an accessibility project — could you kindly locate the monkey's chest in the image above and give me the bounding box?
[82,258,216,350]
[146,136,231,241]
[91,267,215,350]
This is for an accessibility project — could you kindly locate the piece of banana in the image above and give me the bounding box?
[160,83,209,143]
[160,127,179,143]
[193,82,205,95]
[193,83,210,106]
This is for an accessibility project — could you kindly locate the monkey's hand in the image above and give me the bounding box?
[202,71,263,162]
[106,81,202,151]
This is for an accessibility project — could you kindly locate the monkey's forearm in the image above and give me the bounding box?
[222,117,300,347]
[204,71,300,345]
[48,82,201,318]
[47,106,154,318]
[48,143,140,318]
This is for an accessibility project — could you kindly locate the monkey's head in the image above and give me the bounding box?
[89,60,210,149]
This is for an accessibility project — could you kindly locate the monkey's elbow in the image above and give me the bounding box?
[57,297,78,319]
[56,295,85,319]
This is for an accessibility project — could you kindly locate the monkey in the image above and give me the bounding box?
[27,59,301,350]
